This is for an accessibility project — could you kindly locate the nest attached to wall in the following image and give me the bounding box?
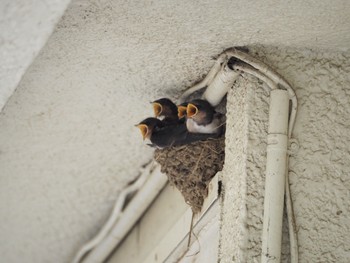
[154,137,225,213]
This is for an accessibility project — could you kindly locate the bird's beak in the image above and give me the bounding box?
[177,105,187,119]
[152,102,162,117]
[187,103,198,118]
[136,124,149,140]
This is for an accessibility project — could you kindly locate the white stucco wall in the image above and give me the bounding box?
[1,0,350,262]
[220,46,350,262]
[0,0,71,111]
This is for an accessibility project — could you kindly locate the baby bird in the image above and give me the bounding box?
[152,98,180,125]
[177,102,188,120]
[136,117,219,148]
[186,99,224,135]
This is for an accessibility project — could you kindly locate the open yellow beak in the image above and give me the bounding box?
[186,103,198,118]
[152,102,163,117]
[177,105,187,119]
[136,124,149,140]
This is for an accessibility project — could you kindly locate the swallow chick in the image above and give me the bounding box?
[186,99,224,135]
[177,102,188,120]
[136,117,219,148]
[152,98,180,125]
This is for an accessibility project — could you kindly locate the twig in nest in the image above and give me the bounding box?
[187,211,195,248]
[186,231,201,258]
[189,147,205,178]
[202,143,220,154]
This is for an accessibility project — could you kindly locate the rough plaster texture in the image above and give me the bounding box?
[1,0,350,112]
[0,0,71,111]
[1,0,350,262]
[220,46,350,262]
[220,69,273,262]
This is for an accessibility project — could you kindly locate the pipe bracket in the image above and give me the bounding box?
[288,138,299,156]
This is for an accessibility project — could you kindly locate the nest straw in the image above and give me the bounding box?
[154,137,225,213]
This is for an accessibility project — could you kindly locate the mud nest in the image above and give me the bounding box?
[154,137,225,213]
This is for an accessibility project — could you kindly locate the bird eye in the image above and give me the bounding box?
[152,103,163,117]
[136,124,149,140]
[187,104,198,118]
[177,105,187,118]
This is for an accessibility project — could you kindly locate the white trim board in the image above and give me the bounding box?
[107,174,220,263]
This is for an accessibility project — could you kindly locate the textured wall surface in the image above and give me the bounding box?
[220,46,350,262]
[0,0,71,111]
[220,70,269,262]
[1,0,350,262]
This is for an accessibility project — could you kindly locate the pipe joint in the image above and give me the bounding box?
[267,133,288,151]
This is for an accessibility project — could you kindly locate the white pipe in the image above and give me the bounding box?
[75,165,167,263]
[284,158,298,263]
[72,163,156,263]
[232,64,278,91]
[261,90,289,263]
[179,53,228,103]
[179,59,240,106]
[202,62,240,106]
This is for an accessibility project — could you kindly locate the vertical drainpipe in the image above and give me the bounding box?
[261,89,289,263]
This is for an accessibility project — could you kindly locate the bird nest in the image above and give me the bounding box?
[154,137,225,213]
